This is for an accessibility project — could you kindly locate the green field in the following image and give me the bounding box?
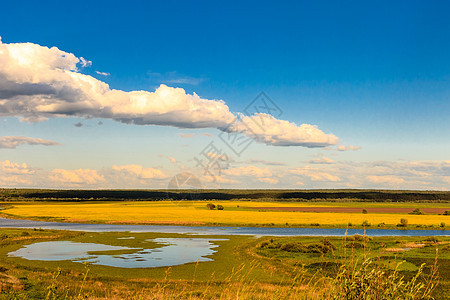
[0,228,449,299]
[1,189,449,299]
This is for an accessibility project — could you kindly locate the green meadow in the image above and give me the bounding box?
[0,228,449,299]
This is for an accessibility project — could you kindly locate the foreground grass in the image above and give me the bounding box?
[0,228,448,299]
[2,200,449,228]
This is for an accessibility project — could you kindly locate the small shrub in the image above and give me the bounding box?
[216,205,224,210]
[440,222,446,228]
[310,223,320,226]
[377,222,385,227]
[409,208,424,215]
[344,242,365,249]
[347,222,352,227]
[398,218,408,227]
[362,220,370,227]
[424,237,440,243]
[206,203,216,210]
[444,210,450,215]
[0,233,8,240]
[362,209,368,214]
[21,231,30,237]
[280,242,305,252]
[346,234,372,242]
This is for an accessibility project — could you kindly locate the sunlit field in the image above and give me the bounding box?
[2,201,449,228]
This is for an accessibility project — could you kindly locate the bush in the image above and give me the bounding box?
[216,204,224,210]
[440,222,446,228]
[261,239,336,254]
[346,234,372,242]
[409,208,424,215]
[424,237,440,243]
[362,220,370,227]
[280,242,305,252]
[444,210,450,215]
[0,233,8,240]
[21,231,30,236]
[398,218,408,227]
[362,209,368,214]
[344,242,365,248]
[206,203,216,210]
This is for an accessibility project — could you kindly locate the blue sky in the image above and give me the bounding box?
[0,0,449,190]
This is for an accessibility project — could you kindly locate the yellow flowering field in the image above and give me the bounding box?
[2,201,449,227]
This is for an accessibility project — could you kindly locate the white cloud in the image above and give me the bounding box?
[178,133,196,138]
[307,156,335,164]
[0,39,339,148]
[290,167,341,182]
[258,177,278,184]
[0,158,449,190]
[246,159,286,166]
[147,71,205,85]
[223,165,272,178]
[50,169,104,185]
[366,175,406,186]
[336,145,362,151]
[230,113,339,147]
[0,160,35,174]
[95,70,110,76]
[111,164,167,179]
[0,136,60,149]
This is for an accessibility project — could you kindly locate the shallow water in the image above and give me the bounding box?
[0,217,448,236]
[8,238,226,268]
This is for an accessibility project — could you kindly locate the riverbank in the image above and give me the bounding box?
[0,227,449,299]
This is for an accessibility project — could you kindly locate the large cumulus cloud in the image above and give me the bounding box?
[0,38,339,147]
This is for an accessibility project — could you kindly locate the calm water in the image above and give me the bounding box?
[8,238,226,268]
[0,217,448,236]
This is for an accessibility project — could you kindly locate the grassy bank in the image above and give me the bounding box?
[0,228,448,299]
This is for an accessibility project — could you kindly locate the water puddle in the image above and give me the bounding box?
[8,238,227,268]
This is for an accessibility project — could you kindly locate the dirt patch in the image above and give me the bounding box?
[0,274,24,291]
[385,243,426,252]
[249,207,450,214]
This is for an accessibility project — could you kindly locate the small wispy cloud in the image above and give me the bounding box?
[336,145,362,151]
[178,133,196,138]
[0,136,60,149]
[247,159,286,166]
[158,154,177,164]
[307,156,335,164]
[147,71,206,86]
[95,70,110,76]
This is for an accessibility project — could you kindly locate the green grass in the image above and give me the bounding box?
[0,228,448,299]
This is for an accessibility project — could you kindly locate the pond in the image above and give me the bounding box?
[0,217,448,236]
[8,238,226,268]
